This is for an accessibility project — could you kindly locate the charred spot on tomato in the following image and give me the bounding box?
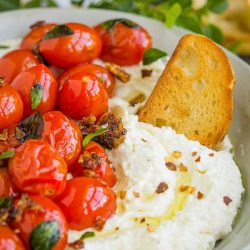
[43,24,74,40]
[78,152,101,171]
[29,220,60,250]
[16,111,44,144]
[101,18,139,32]
[30,21,46,30]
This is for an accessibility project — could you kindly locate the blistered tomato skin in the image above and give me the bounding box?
[0,168,16,197]
[55,177,116,231]
[58,72,108,120]
[0,49,40,83]
[0,84,23,130]
[58,63,116,97]
[42,111,82,169]
[95,19,152,66]
[0,225,25,250]
[8,140,67,199]
[11,194,68,250]
[21,23,57,50]
[73,141,117,187]
[39,23,102,69]
[11,64,58,118]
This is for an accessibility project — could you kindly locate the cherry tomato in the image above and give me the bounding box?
[0,225,25,250]
[0,49,40,84]
[0,83,23,130]
[55,177,116,230]
[11,194,68,250]
[58,63,116,97]
[21,23,57,50]
[58,72,108,120]
[0,168,16,197]
[8,140,67,198]
[73,141,117,187]
[95,18,152,66]
[11,64,58,118]
[42,111,82,169]
[39,23,102,69]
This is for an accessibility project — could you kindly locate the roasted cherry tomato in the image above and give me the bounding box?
[21,22,57,50]
[58,63,116,97]
[0,49,40,83]
[11,64,58,118]
[0,225,25,250]
[55,177,116,230]
[0,82,23,130]
[38,23,102,69]
[58,72,108,120]
[42,111,82,169]
[95,18,152,66]
[11,194,68,250]
[8,140,67,198]
[73,141,117,187]
[0,168,16,197]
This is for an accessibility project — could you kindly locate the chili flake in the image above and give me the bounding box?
[156,182,168,194]
[223,196,232,206]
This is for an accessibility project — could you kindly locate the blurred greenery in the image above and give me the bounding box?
[0,0,228,44]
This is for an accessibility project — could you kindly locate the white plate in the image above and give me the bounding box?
[0,8,250,250]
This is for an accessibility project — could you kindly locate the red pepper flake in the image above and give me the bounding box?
[140,218,146,223]
[133,191,140,198]
[223,196,232,206]
[209,153,214,157]
[197,191,204,200]
[115,226,120,231]
[156,182,168,193]
[119,190,127,200]
[192,151,197,156]
[178,163,188,172]
[94,216,106,231]
[195,156,201,162]
[141,69,153,78]
[147,225,155,232]
[141,138,148,143]
[165,162,177,171]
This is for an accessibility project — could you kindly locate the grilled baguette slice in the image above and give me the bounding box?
[139,34,235,147]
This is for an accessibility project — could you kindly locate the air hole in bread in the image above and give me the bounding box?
[208,57,217,69]
[192,79,207,92]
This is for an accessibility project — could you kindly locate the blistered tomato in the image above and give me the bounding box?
[58,63,116,97]
[11,64,58,118]
[0,82,23,130]
[42,111,82,169]
[58,72,108,120]
[0,49,40,83]
[0,225,25,250]
[55,177,116,230]
[38,23,102,69]
[21,22,57,50]
[95,18,152,66]
[8,140,67,198]
[11,194,68,250]
[73,141,117,187]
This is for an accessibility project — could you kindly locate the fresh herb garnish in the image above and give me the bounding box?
[0,150,15,160]
[0,196,13,209]
[143,48,167,65]
[80,231,95,240]
[16,111,44,144]
[71,0,84,7]
[203,23,223,44]
[43,25,74,40]
[101,18,139,31]
[82,128,109,148]
[31,77,43,110]
[0,45,9,49]
[29,221,60,250]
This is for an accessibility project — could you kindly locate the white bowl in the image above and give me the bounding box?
[0,8,249,250]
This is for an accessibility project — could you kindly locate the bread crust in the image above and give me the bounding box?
[138,34,235,147]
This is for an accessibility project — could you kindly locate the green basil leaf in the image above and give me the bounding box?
[16,111,44,144]
[31,81,43,110]
[176,14,203,34]
[0,45,10,49]
[203,24,223,44]
[43,25,74,40]
[23,0,41,8]
[0,196,12,209]
[228,41,241,53]
[29,221,60,250]
[101,18,139,31]
[207,0,228,14]
[0,150,15,160]
[0,0,20,12]
[143,48,167,65]
[71,0,84,7]
[80,231,95,240]
[164,3,182,28]
[82,128,109,148]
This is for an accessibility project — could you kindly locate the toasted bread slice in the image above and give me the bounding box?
[138,34,235,147]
